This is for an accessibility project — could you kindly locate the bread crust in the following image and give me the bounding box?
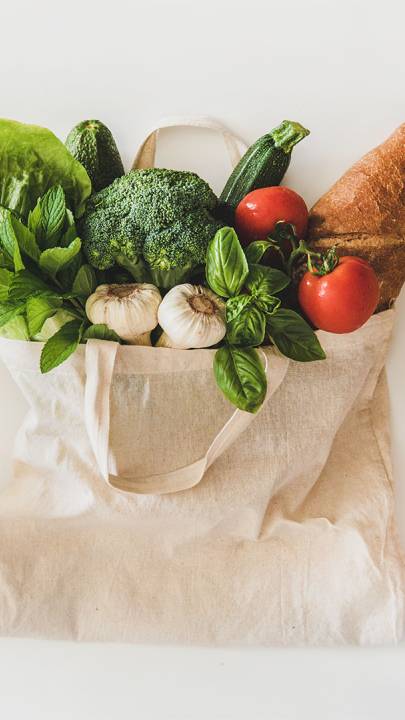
[308,124,405,310]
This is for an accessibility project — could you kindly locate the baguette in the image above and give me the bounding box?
[308,124,405,310]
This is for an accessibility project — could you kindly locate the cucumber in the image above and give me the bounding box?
[219,120,309,221]
[66,119,124,192]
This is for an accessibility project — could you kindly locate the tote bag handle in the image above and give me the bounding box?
[132,115,248,170]
[84,340,289,495]
[83,119,278,495]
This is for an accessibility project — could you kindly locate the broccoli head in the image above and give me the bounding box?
[143,208,222,286]
[79,168,222,286]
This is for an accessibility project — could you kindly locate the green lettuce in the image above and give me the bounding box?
[0,119,91,219]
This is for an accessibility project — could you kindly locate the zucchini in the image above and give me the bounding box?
[66,119,124,192]
[219,120,309,220]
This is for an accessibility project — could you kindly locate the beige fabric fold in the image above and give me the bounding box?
[0,310,403,645]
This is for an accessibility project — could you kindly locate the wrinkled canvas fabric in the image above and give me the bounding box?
[0,309,403,645]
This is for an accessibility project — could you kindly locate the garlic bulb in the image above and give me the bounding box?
[157,284,226,349]
[86,283,162,345]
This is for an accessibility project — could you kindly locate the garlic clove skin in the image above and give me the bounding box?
[157,284,226,349]
[86,283,162,345]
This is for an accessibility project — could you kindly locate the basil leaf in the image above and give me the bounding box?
[72,264,96,296]
[83,324,121,342]
[214,345,267,413]
[206,227,249,298]
[254,294,281,315]
[40,185,66,247]
[267,309,326,362]
[26,294,62,336]
[0,302,26,329]
[245,240,273,265]
[40,319,84,373]
[0,212,25,271]
[9,214,40,262]
[39,237,81,280]
[246,264,290,297]
[227,305,266,347]
[8,270,53,302]
[0,268,13,301]
[226,294,253,323]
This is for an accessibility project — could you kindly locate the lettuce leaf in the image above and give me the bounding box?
[0,119,91,220]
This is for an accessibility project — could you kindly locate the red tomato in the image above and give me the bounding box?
[235,186,308,244]
[298,256,380,334]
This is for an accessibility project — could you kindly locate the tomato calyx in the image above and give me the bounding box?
[266,221,323,278]
[306,247,339,276]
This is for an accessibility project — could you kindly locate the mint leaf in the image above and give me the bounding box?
[40,319,83,373]
[28,199,42,236]
[26,294,62,336]
[267,309,326,362]
[39,237,81,280]
[0,212,25,271]
[0,315,29,341]
[40,185,66,247]
[0,302,25,329]
[72,264,96,296]
[9,215,40,262]
[8,270,53,302]
[206,227,249,298]
[0,268,13,301]
[0,250,14,270]
[60,209,77,247]
[214,345,267,413]
[83,324,121,342]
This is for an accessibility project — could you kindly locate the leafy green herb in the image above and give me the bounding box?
[214,345,267,413]
[39,237,82,280]
[40,319,84,373]
[0,315,29,340]
[72,264,97,296]
[0,268,13,301]
[244,240,273,265]
[83,324,121,342]
[8,214,40,262]
[254,294,281,315]
[0,302,26,329]
[0,213,25,271]
[267,309,326,362]
[226,305,266,347]
[28,200,42,237]
[8,270,53,302]
[61,209,78,247]
[226,294,253,323]
[39,185,66,247]
[246,264,290,297]
[26,295,62,336]
[206,227,249,298]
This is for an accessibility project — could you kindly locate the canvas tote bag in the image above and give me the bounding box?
[0,118,404,645]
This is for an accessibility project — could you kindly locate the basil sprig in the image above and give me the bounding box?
[206,226,326,413]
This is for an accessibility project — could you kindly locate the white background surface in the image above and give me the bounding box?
[0,0,404,717]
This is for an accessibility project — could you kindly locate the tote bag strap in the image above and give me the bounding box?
[84,340,289,495]
[132,115,248,170]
